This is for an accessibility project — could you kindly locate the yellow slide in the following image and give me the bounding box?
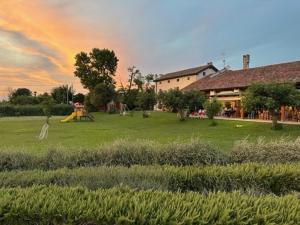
[61,112,77,123]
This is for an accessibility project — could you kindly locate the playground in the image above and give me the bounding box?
[1,111,300,153]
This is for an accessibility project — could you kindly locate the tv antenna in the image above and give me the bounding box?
[221,52,226,68]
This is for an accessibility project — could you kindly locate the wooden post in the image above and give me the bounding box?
[280,106,285,121]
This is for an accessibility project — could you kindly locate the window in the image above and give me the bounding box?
[159,89,162,92]
[177,78,180,82]
[159,81,162,84]
[203,72,206,76]
[168,80,170,83]
[187,77,190,80]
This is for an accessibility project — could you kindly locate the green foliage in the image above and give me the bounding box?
[184,90,206,111]
[231,137,300,163]
[0,163,298,195]
[138,88,156,112]
[51,85,74,104]
[73,93,85,103]
[243,83,300,129]
[0,139,228,171]
[0,186,299,224]
[122,89,139,110]
[90,83,116,108]
[159,89,205,121]
[74,48,118,90]
[204,97,222,122]
[84,93,98,112]
[0,104,73,117]
[9,88,32,99]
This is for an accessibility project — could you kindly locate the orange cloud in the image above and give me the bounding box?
[0,0,129,97]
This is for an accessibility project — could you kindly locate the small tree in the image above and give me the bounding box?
[138,88,156,118]
[159,89,205,121]
[73,93,85,104]
[90,83,116,110]
[243,83,300,129]
[51,85,74,104]
[185,90,206,112]
[204,98,222,126]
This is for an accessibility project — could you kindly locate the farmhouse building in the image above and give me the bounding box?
[184,55,300,121]
[154,63,218,92]
[156,55,300,121]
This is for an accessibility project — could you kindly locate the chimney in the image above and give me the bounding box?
[207,62,213,66]
[243,54,250,69]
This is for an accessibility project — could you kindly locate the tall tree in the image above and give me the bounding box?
[127,66,141,93]
[243,83,300,129]
[74,48,118,90]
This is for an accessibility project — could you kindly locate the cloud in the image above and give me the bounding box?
[0,0,300,97]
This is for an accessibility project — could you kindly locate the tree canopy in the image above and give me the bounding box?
[74,48,118,90]
[51,85,74,104]
[159,89,206,121]
[243,82,300,129]
[204,97,222,125]
[90,83,116,108]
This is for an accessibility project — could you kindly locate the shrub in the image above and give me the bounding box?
[0,139,228,171]
[231,137,300,163]
[0,186,299,225]
[0,104,73,116]
[0,163,298,195]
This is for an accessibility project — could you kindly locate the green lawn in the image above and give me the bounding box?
[0,112,299,153]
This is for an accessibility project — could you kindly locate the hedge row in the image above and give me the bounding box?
[0,163,299,195]
[231,137,300,163]
[0,140,228,171]
[0,104,73,116]
[0,186,299,225]
[0,138,299,171]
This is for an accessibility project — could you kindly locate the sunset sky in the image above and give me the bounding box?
[0,0,300,97]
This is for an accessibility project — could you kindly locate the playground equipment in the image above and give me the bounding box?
[38,117,49,140]
[61,103,94,122]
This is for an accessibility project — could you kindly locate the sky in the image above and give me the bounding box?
[0,0,300,97]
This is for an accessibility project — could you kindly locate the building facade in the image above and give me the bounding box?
[183,55,300,121]
[154,63,218,92]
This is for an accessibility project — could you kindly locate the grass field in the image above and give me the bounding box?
[0,111,299,152]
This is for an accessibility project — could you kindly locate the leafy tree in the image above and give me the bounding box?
[138,88,156,117]
[9,88,32,104]
[51,85,74,104]
[10,96,39,105]
[74,48,118,90]
[84,93,97,112]
[122,89,139,110]
[73,93,85,104]
[204,98,222,126]
[159,89,206,121]
[185,91,206,112]
[10,88,32,98]
[243,83,300,129]
[90,83,116,109]
[159,89,183,121]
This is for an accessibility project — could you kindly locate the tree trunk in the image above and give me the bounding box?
[177,109,186,121]
[271,109,279,129]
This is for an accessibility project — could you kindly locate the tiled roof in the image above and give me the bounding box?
[154,64,218,81]
[183,60,300,91]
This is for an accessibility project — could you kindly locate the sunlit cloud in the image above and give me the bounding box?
[0,0,299,98]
